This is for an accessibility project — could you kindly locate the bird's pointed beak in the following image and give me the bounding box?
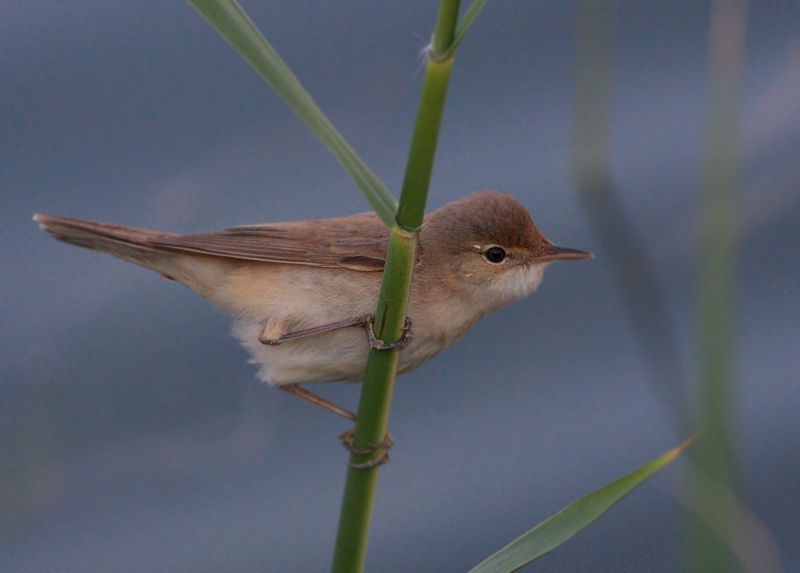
[536,245,594,262]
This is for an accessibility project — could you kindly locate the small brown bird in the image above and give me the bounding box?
[35,191,590,423]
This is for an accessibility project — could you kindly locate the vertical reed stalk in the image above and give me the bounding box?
[690,1,747,571]
[331,2,460,571]
[572,0,689,435]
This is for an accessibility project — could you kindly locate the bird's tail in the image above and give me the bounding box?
[34,213,179,270]
[33,214,232,297]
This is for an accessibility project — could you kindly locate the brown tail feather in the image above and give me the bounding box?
[33,214,234,298]
[33,214,177,269]
[34,213,173,245]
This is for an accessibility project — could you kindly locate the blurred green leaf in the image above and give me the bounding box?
[689,0,747,570]
[188,0,398,227]
[469,438,693,573]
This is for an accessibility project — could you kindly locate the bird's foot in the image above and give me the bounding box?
[338,428,394,469]
[365,316,414,351]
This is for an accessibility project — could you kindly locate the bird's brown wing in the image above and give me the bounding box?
[150,212,389,271]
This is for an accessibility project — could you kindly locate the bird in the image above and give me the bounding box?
[35,191,591,455]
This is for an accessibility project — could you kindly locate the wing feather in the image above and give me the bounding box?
[149,212,388,271]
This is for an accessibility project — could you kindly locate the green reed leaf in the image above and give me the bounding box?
[188,0,398,226]
[469,438,693,573]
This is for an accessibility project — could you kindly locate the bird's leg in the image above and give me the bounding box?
[259,315,371,345]
[259,314,414,351]
[279,385,394,468]
[266,314,411,469]
[279,385,356,421]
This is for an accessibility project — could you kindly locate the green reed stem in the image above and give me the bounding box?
[331,2,461,571]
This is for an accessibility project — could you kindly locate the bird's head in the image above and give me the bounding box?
[422,191,592,310]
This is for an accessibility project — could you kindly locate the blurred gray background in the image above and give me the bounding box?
[2,1,798,571]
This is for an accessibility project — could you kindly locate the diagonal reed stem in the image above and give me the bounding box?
[331,2,461,571]
[188,0,399,226]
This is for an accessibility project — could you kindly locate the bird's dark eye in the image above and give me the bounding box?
[483,246,507,263]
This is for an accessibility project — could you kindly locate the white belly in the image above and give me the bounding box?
[219,264,477,386]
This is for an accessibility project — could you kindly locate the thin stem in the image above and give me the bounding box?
[432,0,460,57]
[572,0,689,437]
[396,57,455,230]
[690,0,747,571]
[330,2,460,571]
[397,0,459,230]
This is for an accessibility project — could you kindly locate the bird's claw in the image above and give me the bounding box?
[365,316,413,351]
[339,428,394,469]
